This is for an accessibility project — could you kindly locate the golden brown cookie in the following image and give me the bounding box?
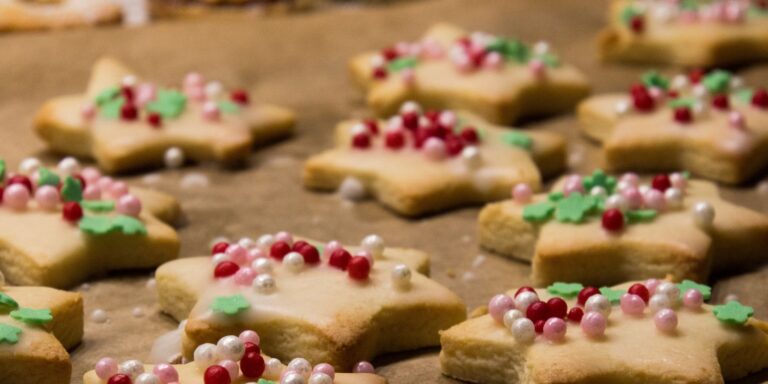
[599,0,768,66]
[0,0,122,32]
[155,231,465,370]
[303,101,566,216]
[478,170,768,286]
[35,57,295,174]
[349,23,590,125]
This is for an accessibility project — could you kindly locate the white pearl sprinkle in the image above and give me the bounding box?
[400,101,421,114]
[590,186,607,198]
[309,372,333,384]
[614,99,631,115]
[121,75,138,87]
[369,55,385,68]
[18,157,41,175]
[338,177,367,201]
[671,75,689,90]
[533,41,550,55]
[252,258,274,274]
[91,309,108,324]
[193,343,217,369]
[511,318,536,343]
[692,201,715,228]
[361,234,385,258]
[164,147,184,169]
[391,264,412,290]
[649,293,672,313]
[204,81,223,98]
[664,187,683,209]
[146,278,156,289]
[257,234,275,250]
[283,252,305,271]
[118,360,145,378]
[461,146,483,169]
[730,76,744,90]
[514,291,539,313]
[350,123,368,136]
[211,253,230,265]
[253,274,276,294]
[282,372,306,384]
[605,194,629,211]
[725,294,740,302]
[692,84,708,99]
[238,237,257,250]
[502,309,524,330]
[656,282,680,303]
[57,157,81,176]
[287,358,312,377]
[134,373,160,384]
[216,335,245,361]
[265,358,282,378]
[131,307,144,318]
[585,294,611,317]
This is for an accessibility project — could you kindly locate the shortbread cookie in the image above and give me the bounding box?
[0,284,84,384]
[578,69,768,183]
[0,157,180,288]
[0,0,122,32]
[304,101,566,216]
[348,23,590,125]
[84,332,386,384]
[441,279,768,384]
[599,0,768,66]
[35,57,295,173]
[155,231,465,370]
[478,170,768,286]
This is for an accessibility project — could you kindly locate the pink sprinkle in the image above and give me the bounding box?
[226,244,248,265]
[543,317,567,342]
[580,311,606,338]
[654,309,678,333]
[488,294,516,323]
[247,248,265,263]
[620,293,646,316]
[83,185,101,201]
[512,183,533,204]
[153,364,179,384]
[239,330,260,345]
[184,72,205,88]
[3,184,30,210]
[97,176,114,191]
[312,363,335,379]
[323,240,343,258]
[34,186,60,210]
[136,83,157,107]
[563,178,585,196]
[421,38,444,59]
[394,41,410,56]
[683,289,704,310]
[669,173,687,190]
[400,68,415,86]
[645,278,661,295]
[619,173,639,187]
[185,86,206,103]
[116,194,142,217]
[423,137,446,160]
[220,360,239,380]
[621,187,643,209]
[95,357,118,380]
[234,267,256,286]
[202,101,220,121]
[729,111,746,129]
[528,59,546,78]
[483,52,504,70]
[275,231,293,245]
[109,181,129,199]
[81,167,102,183]
[648,87,665,101]
[353,361,375,374]
[81,103,96,121]
[643,189,666,211]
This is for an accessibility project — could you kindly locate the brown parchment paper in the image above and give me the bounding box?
[0,0,767,382]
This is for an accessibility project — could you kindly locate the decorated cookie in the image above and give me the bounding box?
[303,101,566,216]
[0,0,122,32]
[0,157,180,287]
[35,57,295,173]
[599,0,768,66]
[578,69,768,183]
[155,231,465,370]
[85,332,386,384]
[478,170,768,286]
[348,23,590,125]
[0,284,84,384]
[440,280,768,384]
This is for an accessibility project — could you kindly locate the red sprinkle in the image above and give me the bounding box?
[401,112,420,130]
[534,319,546,334]
[385,131,405,149]
[382,47,398,61]
[460,127,479,144]
[632,91,655,112]
[372,67,387,80]
[62,202,83,222]
[214,261,240,279]
[628,283,650,303]
[444,136,464,156]
[348,256,371,280]
[244,341,260,355]
[107,374,132,384]
[577,287,600,306]
[567,307,584,323]
[120,103,138,121]
[329,249,352,270]
[601,208,624,232]
[629,16,644,33]
[73,174,87,189]
[231,90,249,105]
[363,119,379,135]
[752,89,768,109]
[0,186,4,203]
[352,133,371,149]
[240,351,265,378]
[424,110,440,122]
[711,94,730,110]
[547,297,568,319]
[6,175,33,192]
[204,365,231,384]
[526,301,550,323]
[514,286,536,298]
[211,242,229,255]
[147,112,162,128]
[688,69,705,84]
[673,107,692,124]
[270,241,291,260]
[651,174,671,191]
[296,243,320,264]
[121,86,135,101]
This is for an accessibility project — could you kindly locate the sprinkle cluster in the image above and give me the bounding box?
[0,291,53,345]
[0,157,146,235]
[621,0,768,33]
[369,31,559,81]
[616,69,767,127]
[490,279,752,344]
[83,73,250,126]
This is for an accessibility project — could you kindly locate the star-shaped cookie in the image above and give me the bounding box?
[599,0,768,66]
[155,231,465,370]
[303,102,566,216]
[0,285,83,384]
[441,280,768,383]
[348,23,590,125]
[478,170,768,286]
[0,0,121,32]
[0,157,180,288]
[35,57,295,173]
[578,69,768,183]
[83,332,386,384]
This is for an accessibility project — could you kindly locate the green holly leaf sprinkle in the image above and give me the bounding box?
[625,209,657,223]
[146,90,187,119]
[548,191,564,202]
[702,70,732,93]
[538,52,560,68]
[620,5,643,24]
[501,131,532,150]
[257,379,277,384]
[0,324,21,344]
[80,200,115,212]
[599,287,624,304]
[547,282,584,298]
[486,38,529,63]
[582,169,616,194]
[681,170,691,179]
[10,308,53,325]
[667,97,697,109]
[555,193,597,223]
[78,215,147,236]
[36,167,60,187]
[677,280,711,301]
[212,294,250,316]
[641,70,669,90]
[95,86,120,105]
[0,292,19,311]
[61,176,83,202]
[99,96,125,119]
[713,301,753,325]
[734,88,754,103]
[0,159,5,181]
[522,201,555,222]
[217,100,241,114]
[387,57,419,72]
